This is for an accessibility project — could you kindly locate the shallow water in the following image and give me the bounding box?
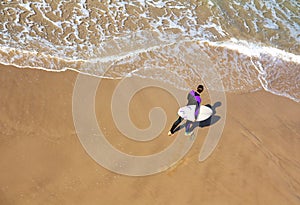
[0,0,299,102]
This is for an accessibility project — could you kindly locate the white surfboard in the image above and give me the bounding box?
[178,105,213,122]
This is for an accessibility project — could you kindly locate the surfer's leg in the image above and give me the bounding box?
[185,120,191,132]
[185,120,194,136]
[169,116,183,135]
[173,123,185,134]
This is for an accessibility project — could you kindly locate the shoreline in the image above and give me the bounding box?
[0,62,299,104]
[0,64,299,204]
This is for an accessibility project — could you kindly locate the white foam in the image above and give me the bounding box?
[263,18,279,30]
[208,1,214,7]
[78,0,90,18]
[147,0,166,8]
[208,38,300,64]
[0,0,299,102]
[204,38,300,102]
[242,0,300,41]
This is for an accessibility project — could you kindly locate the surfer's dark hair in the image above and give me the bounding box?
[197,85,204,93]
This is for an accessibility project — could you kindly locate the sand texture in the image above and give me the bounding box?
[0,64,299,205]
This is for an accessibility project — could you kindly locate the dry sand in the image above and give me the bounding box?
[0,64,299,205]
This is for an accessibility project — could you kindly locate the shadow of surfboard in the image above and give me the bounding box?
[198,102,221,128]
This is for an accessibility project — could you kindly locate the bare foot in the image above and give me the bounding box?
[168,131,173,136]
[185,131,194,136]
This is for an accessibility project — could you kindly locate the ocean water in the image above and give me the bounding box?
[0,0,299,102]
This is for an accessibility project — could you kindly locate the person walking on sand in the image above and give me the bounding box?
[168,84,204,136]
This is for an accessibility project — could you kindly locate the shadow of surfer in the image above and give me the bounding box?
[170,101,222,135]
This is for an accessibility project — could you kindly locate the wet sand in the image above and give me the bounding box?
[0,64,299,205]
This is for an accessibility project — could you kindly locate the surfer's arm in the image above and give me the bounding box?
[194,94,201,121]
[194,102,200,120]
[187,90,201,121]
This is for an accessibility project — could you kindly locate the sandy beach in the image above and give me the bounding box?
[0,64,299,205]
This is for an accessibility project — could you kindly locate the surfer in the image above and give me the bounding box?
[168,85,204,136]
